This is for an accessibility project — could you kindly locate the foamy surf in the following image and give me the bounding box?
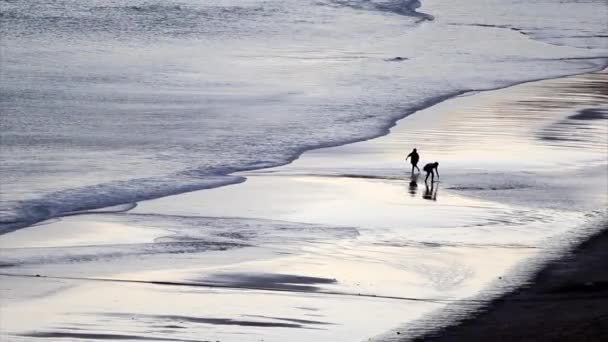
[2,0,607,233]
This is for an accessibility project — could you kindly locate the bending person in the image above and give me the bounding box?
[423,161,439,183]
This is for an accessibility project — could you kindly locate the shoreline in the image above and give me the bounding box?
[369,70,608,341]
[1,70,607,341]
[3,62,607,235]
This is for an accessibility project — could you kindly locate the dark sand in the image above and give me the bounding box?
[416,220,608,341]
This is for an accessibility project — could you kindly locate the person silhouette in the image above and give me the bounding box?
[423,161,439,183]
[405,148,420,175]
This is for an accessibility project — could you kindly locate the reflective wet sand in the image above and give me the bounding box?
[1,72,606,342]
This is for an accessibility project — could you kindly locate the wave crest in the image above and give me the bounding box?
[327,0,434,21]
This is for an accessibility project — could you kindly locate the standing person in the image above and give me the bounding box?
[423,161,439,183]
[406,148,420,175]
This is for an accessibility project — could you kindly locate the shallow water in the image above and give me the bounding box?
[1,73,606,342]
[2,0,607,232]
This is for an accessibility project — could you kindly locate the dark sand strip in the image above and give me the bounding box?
[0,272,447,303]
[18,331,206,341]
[415,220,608,341]
[4,272,607,306]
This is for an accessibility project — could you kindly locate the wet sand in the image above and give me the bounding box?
[1,71,606,341]
[373,71,608,341]
[414,222,608,341]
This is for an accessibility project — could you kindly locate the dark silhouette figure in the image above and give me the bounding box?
[423,182,438,201]
[408,174,419,197]
[406,148,420,175]
[423,161,439,183]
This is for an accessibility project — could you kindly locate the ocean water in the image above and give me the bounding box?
[1,0,607,232]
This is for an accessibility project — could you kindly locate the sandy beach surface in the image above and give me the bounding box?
[413,225,608,341]
[1,71,606,341]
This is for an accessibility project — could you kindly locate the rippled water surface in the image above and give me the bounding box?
[1,0,607,231]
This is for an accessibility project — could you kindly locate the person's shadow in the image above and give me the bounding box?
[408,174,419,197]
[423,182,438,201]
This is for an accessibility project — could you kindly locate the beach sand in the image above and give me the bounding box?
[1,71,606,341]
[413,224,608,341]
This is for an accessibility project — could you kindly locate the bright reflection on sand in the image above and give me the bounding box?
[1,73,606,342]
